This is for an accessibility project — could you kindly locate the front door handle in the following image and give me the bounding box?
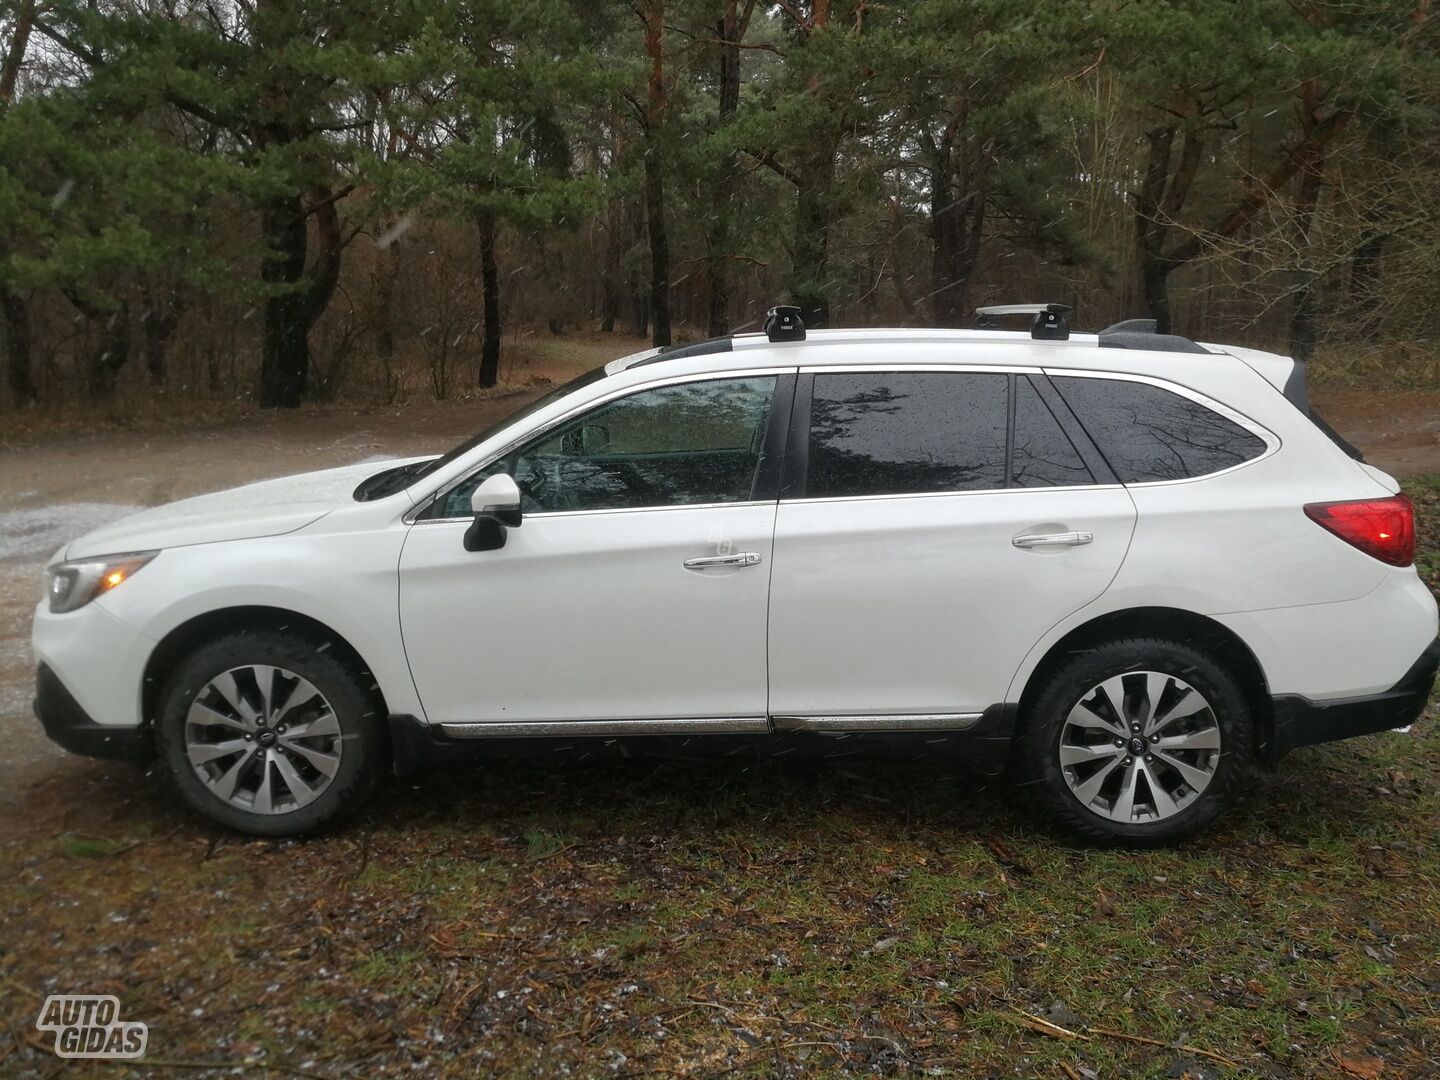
[1012,531,1094,549]
[683,552,763,570]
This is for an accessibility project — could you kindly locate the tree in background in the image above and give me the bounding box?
[29,0,419,406]
[2,0,1436,409]
[390,0,603,388]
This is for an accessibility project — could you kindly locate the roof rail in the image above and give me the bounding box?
[627,336,734,368]
[1097,318,1209,355]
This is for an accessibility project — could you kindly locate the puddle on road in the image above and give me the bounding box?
[0,503,148,562]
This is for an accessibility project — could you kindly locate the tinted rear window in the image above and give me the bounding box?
[806,372,1008,497]
[1053,376,1267,482]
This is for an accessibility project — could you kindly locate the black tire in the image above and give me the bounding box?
[1018,636,1252,846]
[155,630,387,837]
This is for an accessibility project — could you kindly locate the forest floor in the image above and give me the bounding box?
[0,334,1438,1077]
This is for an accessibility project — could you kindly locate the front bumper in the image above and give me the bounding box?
[33,664,152,765]
[1268,638,1439,761]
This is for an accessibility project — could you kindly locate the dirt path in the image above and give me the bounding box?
[0,389,554,807]
[1,384,1435,810]
[1311,388,1440,478]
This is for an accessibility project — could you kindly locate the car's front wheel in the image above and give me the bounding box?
[1019,637,1252,845]
[155,631,387,836]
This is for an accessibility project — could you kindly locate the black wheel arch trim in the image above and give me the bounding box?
[34,663,154,765]
[1266,637,1438,763]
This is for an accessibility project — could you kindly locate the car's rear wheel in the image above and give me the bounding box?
[1019,637,1252,845]
[155,631,386,836]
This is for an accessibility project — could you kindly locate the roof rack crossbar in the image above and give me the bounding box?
[974,303,1071,341]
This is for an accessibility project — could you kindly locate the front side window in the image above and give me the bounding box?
[1052,376,1267,482]
[805,372,1009,498]
[438,376,776,516]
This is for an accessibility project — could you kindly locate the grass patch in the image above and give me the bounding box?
[2,479,1437,1077]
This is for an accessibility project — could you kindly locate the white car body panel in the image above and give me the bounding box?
[35,503,424,725]
[398,502,776,724]
[64,459,427,560]
[30,327,1437,763]
[768,486,1136,715]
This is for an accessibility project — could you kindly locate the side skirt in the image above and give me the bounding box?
[388,706,1018,776]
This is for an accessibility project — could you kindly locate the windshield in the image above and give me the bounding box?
[409,365,612,486]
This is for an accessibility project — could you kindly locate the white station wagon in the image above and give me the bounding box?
[33,305,1439,843]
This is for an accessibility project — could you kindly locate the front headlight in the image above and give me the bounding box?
[44,552,158,614]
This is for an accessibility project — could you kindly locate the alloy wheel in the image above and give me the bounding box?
[183,665,343,815]
[1058,670,1221,824]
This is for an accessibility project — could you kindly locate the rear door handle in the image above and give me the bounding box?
[684,552,763,569]
[1012,531,1094,549]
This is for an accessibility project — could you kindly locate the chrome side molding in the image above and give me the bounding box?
[438,716,770,738]
[437,713,987,739]
[771,713,983,732]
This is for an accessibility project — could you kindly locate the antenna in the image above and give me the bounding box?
[764,305,805,343]
[974,303,1072,341]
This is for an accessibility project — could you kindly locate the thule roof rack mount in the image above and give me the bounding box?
[974,303,1071,341]
[765,305,805,342]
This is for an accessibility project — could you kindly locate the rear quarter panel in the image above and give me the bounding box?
[1007,352,1415,701]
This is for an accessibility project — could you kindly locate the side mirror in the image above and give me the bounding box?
[464,474,522,552]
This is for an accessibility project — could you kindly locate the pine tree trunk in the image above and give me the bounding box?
[1286,142,1325,363]
[478,215,501,388]
[1349,230,1385,343]
[259,190,345,407]
[374,216,398,363]
[141,293,185,390]
[260,195,310,407]
[1134,125,1177,334]
[626,205,649,338]
[706,0,743,337]
[1140,261,1174,336]
[792,148,834,329]
[643,0,671,348]
[86,303,131,399]
[2,286,36,405]
[928,150,985,328]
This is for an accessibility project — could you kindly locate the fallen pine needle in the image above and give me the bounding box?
[1089,1027,1240,1069]
[96,1059,334,1079]
[1011,1008,1084,1041]
[1009,1009,1240,1069]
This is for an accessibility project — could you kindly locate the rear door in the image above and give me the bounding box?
[766,366,1137,723]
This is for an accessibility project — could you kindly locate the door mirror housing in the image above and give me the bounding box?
[465,474,522,552]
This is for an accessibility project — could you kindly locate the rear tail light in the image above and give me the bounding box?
[1304,495,1415,566]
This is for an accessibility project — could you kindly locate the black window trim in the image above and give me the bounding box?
[1027,373,1118,485]
[780,363,1273,503]
[1042,368,1280,486]
[411,367,800,522]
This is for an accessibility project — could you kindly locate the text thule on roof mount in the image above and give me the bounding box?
[765,305,805,342]
[974,303,1072,341]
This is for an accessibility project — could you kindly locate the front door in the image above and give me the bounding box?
[399,372,790,727]
[767,368,1137,719]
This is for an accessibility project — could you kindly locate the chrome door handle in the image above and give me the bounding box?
[683,552,763,569]
[1012,531,1094,549]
